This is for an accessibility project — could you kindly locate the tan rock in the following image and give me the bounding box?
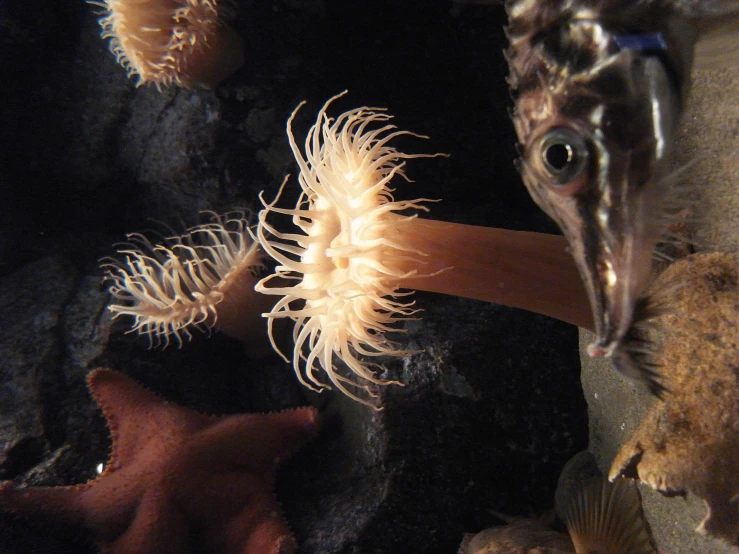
[610,252,739,545]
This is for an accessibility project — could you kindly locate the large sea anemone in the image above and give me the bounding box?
[92,0,244,89]
[256,92,591,406]
[256,93,443,405]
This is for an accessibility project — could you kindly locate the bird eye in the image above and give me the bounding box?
[537,127,589,191]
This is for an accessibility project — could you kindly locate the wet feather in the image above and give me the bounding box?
[505,0,739,391]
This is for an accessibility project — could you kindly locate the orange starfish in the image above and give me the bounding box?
[0,369,319,554]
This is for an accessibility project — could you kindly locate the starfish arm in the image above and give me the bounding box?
[102,492,191,554]
[87,369,210,466]
[174,471,295,554]
[73,469,145,539]
[0,481,91,526]
[220,494,297,554]
[87,369,162,416]
[193,407,319,471]
[0,474,145,542]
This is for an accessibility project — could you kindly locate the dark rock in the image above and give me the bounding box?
[0,257,76,476]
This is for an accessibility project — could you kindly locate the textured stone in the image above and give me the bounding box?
[0,257,76,474]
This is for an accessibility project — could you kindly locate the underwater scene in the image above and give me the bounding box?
[0,1,737,553]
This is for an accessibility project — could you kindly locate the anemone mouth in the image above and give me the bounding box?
[102,211,262,347]
[255,92,442,407]
[92,0,240,89]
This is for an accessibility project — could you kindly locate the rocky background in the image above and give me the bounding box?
[0,1,590,552]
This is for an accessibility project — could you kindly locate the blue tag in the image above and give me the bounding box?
[614,33,667,52]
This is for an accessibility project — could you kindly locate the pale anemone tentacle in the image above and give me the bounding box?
[256,92,445,408]
[89,0,243,89]
[102,212,264,348]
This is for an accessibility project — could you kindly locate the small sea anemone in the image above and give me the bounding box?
[91,0,244,89]
[256,92,592,407]
[102,212,265,348]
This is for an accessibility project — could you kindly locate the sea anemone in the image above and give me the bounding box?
[256,92,592,406]
[91,0,244,89]
[100,94,591,407]
[102,212,267,349]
